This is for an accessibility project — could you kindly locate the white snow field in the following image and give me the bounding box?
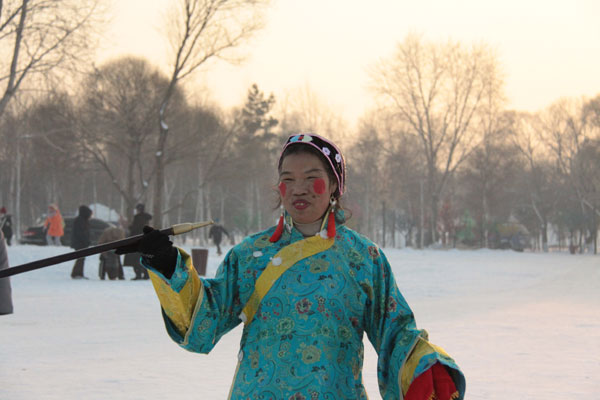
[1,243,598,399]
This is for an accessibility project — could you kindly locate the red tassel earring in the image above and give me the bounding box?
[269,207,284,242]
[327,198,336,238]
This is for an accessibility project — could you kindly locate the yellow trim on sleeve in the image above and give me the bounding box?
[149,249,202,336]
[241,235,334,325]
[400,337,452,395]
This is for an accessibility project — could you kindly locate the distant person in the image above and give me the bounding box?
[0,231,14,315]
[0,207,13,246]
[70,205,92,279]
[123,203,152,280]
[208,219,230,256]
[98,227,125,280]
[43,204,64,246]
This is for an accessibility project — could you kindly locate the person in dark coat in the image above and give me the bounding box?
[0,231,14,315]
[70,205,92,279]
[208,220,230,256]
[123,203,152,280]
[0,207,13,246]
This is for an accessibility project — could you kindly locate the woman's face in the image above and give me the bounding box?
[279,151,337,224]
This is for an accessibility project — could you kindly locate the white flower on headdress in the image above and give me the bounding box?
[322,147,331,156]
[335,153,342,163]
[291,134,312,143]
[272,257,282,266]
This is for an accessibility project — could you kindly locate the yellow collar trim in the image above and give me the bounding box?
[240,235,334,325]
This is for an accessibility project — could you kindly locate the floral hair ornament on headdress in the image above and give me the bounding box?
[277,133,346,196]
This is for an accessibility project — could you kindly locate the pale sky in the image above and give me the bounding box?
[97,0,600,129]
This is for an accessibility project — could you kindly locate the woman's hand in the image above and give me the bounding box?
[116,226,178,278]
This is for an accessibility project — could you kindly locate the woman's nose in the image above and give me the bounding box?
[290,180,310,194]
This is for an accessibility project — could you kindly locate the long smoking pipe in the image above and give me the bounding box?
[0,221,213,279]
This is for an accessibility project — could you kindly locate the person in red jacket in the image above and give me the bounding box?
[43,204,64,246]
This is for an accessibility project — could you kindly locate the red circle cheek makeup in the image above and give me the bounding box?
[313,178,326,194]
[278,182,287,196]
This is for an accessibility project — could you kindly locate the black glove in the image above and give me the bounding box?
[116,226,178,278]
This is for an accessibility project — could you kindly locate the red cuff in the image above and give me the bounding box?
[405,362,459,400]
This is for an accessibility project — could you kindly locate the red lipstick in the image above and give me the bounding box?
[292,200,309,210]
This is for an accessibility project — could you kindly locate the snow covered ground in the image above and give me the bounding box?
[1,243,598,399]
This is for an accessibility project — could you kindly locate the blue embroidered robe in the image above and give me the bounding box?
[145,222,465,399]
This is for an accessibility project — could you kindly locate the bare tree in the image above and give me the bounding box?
[4,92,86,235]
[458,110,518,248]
[347,111,424,248]
[539,97,600,253]
[76,57,176,221]
[0,0,104,117]
[370,34,504,244]
[581,98,600,250]
[161,102,229,230]
[510,111,561,251]
[276,84,349,143]
[152,0,271,226]
[347,122,385,242]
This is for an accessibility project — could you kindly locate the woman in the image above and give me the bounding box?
[43,204,64,246]
[124,134,465,399]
